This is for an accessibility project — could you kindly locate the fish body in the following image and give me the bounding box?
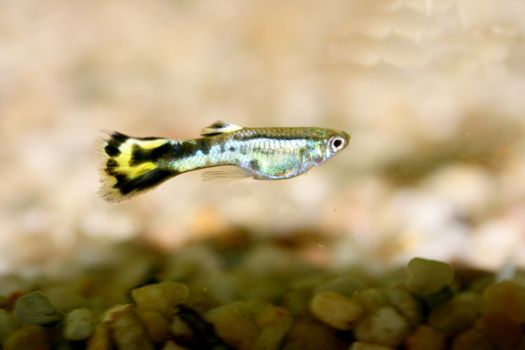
[101,121,350,202]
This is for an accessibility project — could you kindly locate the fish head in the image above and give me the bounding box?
[323,129,350,160]
[306,129,350,166]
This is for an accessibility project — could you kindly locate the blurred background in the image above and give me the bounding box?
[1,0,525,277]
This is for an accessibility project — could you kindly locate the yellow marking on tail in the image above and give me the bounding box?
[112,139,168,179]
[136,139,169,150]
[122,162,157,178]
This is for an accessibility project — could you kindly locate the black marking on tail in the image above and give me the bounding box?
[130,142,174,166]
[106,158,118,170]
[104,155,178,197]
[115,169,177,195]
[104,132,128,157]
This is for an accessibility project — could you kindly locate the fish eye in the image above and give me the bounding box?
[329,136,345,152]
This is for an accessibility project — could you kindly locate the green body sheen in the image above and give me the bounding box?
[163,127,350,180]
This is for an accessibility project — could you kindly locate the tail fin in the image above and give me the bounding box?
[99,132,177,202]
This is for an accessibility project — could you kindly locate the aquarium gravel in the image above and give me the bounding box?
[0,233,524,350]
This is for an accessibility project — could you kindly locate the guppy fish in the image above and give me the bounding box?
[100,121,350,202]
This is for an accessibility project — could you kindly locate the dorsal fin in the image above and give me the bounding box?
[201,121,243,136]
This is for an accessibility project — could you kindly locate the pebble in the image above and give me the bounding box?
[104,304,155,350]
[2,324,50,350]
[137,309,170,343]
[281,290,310,316]
[405,325,446,350]
[251,300,294,350]
[359,288,388,311]
[45,286,87,313]
[63,308,94,340]
[310,291,364,330]
[385,286,422,326]
[480,312,524,350]
[162,340,190,350]
[314,276,365,296]
[349,342,395,350]
[206,300,292,350]
[86,323,111,350]
[0,309,21,343]
[206,302,260,349]
[354,306,411,347]
[13,292,63,326]
[281,317,345,350]
[406,258,454,295]
[428,296,478,335]
[420,289,456,313]
[451,327,492,350]
[483,280,525,323]
[131,281,189,317]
